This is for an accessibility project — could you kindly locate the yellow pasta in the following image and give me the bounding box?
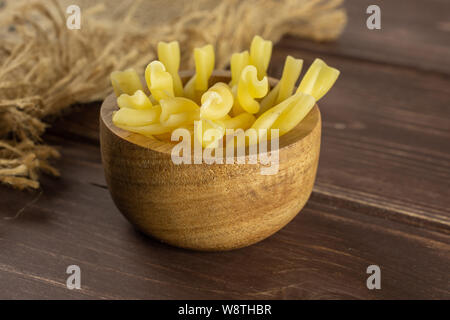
[271,94,316,136]
[229,51,250,116]
[251,91,315,138]
[160,97,200,128]
[117,90,153,110]
[110,37,341,148]
[277,56,303,103]
[110,68,143,97]
[237,65,268,114]
[251,92,303,131]
[249,35,272,79]
[219,112,255,130]
[195,119,226,149]
[184,44,215,101]
[113,105,162,126]
[145,61,175,101]
[114,123,172,136]
[258,56,303,116]
[194,44,215,91]
[183,79,197,102]
[257,83,279,116]
[157,41,184,96]
[230,50,250,87]
[200,82,234,120]
[230,84,245,116]
[296,58,340,101]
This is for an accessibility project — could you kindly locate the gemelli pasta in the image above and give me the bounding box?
[110,35,340,147]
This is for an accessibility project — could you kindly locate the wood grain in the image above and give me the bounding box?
[0,137,448,299]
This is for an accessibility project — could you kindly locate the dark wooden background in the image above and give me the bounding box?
[1,0,449,299]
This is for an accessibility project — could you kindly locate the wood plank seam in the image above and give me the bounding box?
[310,188,450,235]
[277,41,450,80]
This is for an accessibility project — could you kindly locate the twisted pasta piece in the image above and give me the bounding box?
[230,84,245,116]
[195,119,226,149]
[114,123,172,137]
[184,44,215,102]
[219,112,255,130]
[250,91,315,138]
[277,56,303,103]
[249,35,272,79]
[145,61,175,101]
[258,55,303,115]
[117,90,152,109]
[237,65,268,114]
[230,50,250,87]
[271,94,316,136]
[157,41,184,96]
[110,37,341,147]
[113,105,162,127]
[229,51,250,116]
[200,82,234,120]
[296,58,340,101]
[160,97,200,128]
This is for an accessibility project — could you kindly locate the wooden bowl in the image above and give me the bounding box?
[100,70,321,251]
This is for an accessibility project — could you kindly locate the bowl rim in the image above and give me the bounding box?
[101,70,321,156]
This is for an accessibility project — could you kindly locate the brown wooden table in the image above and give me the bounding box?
[1,0,449,299]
